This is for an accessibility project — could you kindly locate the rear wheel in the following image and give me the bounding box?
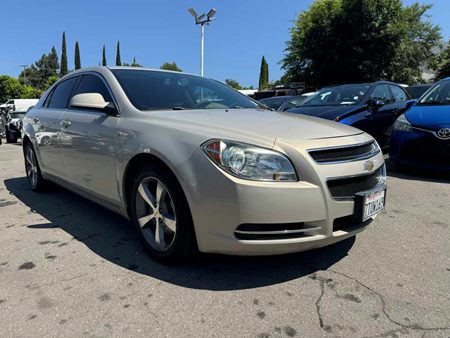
[129,164,197,264]
[24,143,47,191]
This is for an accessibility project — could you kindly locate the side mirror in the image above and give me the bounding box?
[367,98,385,110]
[70,93,117,115]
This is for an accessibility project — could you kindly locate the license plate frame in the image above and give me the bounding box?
[354,185,386,222]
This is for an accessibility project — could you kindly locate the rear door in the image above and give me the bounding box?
[59,73,120,203]
[32,76,79,178]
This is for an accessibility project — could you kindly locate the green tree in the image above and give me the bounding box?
[123,57,142,67]
[160,62,182,72]
[60,32,68,76]
[282,0,441,85]
[0,76,24,102]
[43,75,59,91]
[258,56,269,90]
[436,42,450,79]
[225,79,242,89]
[18,47,59,90]
[116,41,122,66]
[22,86,42,99]
[74,41,81,70]
[102,45,107,66]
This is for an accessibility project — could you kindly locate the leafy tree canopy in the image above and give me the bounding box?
[123,57,143,68]
[0,76,24,102]
[225,79,242,90]
[160,62,182,72]
[436,41,450,80]
[282,0,441,85]
[18,47,59,90]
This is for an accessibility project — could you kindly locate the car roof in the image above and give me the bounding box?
[323,81,401,89]
[59,66,201,80]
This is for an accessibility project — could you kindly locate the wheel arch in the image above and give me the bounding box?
[122,153,188,217]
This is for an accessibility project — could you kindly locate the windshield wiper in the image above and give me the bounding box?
[172,106,186,110]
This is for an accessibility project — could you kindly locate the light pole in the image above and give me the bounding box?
[20,64,29,86]
[188,8,217,77]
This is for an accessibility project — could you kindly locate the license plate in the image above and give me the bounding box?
[355,187,386,222]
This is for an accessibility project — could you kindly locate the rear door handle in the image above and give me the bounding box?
[60,120,72,128]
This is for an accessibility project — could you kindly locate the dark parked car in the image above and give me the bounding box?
[405,84,433,99]
[390,77,450,170]
[258,94,314,111]
[287,82,415,150]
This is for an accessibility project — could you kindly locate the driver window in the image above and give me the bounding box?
[389,85,407,102]
[370,85,392,104]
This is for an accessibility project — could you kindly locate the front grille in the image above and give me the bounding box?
[234,222,319,240]
[327,167,383,200]
[309,141,379,163]
[400,136,450,167]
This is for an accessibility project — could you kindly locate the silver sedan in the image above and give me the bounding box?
[22,67,386,263]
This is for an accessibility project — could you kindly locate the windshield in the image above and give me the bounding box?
[301,85,370,106]
[10,112,25,119]
[258,97,289,109]
[418,82,450,105]
[111,69,261,111]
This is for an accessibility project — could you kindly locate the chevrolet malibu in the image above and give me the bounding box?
[22,67,386,263]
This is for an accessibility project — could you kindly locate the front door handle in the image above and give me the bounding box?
[60,120,72,128]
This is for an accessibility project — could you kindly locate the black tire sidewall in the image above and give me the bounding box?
[129,164,197,263]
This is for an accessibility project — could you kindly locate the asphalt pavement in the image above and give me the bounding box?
[0,143,449,338]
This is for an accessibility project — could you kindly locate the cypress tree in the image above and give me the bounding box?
[74,41,81,70]
[116,41,122,66]
[258,56,269,91]
[102,45,107,66]
[60,32,68,76]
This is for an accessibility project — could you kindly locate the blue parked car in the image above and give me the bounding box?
[390,77,450,170]
[288,82,415,151]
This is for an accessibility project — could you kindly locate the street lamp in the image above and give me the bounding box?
[188,7,217,76]
[20,64,29,86]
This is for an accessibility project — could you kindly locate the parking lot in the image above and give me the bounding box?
[0,143,448,337]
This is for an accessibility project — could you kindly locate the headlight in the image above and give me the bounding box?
[393,114,412,132]
[202,140,298,182]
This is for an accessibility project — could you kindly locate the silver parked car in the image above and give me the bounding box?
[22,67,386,263]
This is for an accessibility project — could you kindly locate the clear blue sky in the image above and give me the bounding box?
[1,0,449,87]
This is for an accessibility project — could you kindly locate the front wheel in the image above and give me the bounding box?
[129,164,197,264]
[24,143,47,191]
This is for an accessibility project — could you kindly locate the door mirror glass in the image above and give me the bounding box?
[70,93,114,112]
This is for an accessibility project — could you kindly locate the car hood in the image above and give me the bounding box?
[405,105,450,128]
[150,108,363,146]
[287,105,361,120]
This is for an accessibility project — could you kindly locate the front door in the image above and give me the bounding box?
[59,73,120,203]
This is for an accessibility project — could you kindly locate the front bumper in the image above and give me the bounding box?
[390,129,450,170]
[176,133,385,255]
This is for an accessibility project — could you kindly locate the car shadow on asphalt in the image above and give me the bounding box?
[385,160,450,184]
[5,176,355,291]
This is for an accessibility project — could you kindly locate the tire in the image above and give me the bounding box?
[24,143,47,192]
[129,164,197,264]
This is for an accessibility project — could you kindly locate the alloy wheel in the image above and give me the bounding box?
[25,147,38,187]
[135,177,177,251]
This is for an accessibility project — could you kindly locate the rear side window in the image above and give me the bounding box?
[74,74,113,103]
[370,85,393,104]
[47,77,78,109]
[389,85,407,102]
